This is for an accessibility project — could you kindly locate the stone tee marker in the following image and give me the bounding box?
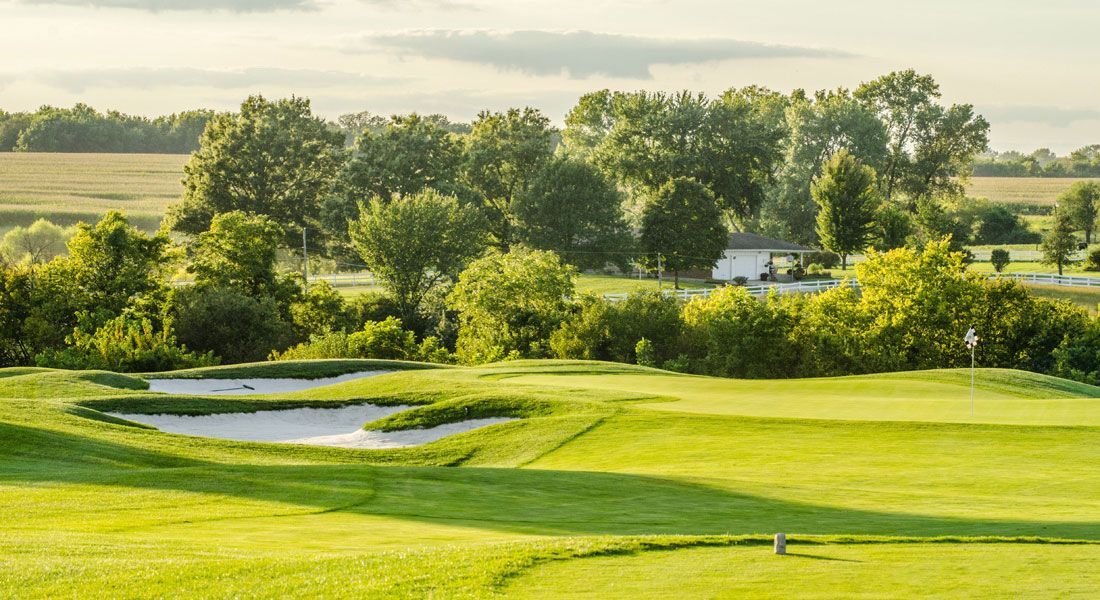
[774,533,786,555]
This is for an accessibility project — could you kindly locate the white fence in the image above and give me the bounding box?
[995,273,1100,287]
[604,278,852,302]
[605,272,1100,302]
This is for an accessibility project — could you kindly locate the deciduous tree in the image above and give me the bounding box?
[640,178,728,288]
[167,95,344,246]
[812,150,881,270]
[1058,181,1100,243]
[513,156,632,270]
[463,108,555,249]
[350,189,487,327]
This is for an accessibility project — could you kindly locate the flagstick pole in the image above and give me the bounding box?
[971,344,975,417]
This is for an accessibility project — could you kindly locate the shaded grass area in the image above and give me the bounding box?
[4,360,1100,596]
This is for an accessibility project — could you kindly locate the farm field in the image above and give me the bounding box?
[2,359,1099,597]
[965,176,1100,206]
[0,152,186,233]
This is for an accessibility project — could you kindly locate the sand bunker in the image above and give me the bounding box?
[144,371,392,395]
[109,404,516,449]
[289,418,517,448]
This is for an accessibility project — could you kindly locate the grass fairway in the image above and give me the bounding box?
[965,176,1100,206]
[2,360,1099,597]
[0,152,186,233]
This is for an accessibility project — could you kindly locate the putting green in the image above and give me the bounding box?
[502,369,1100,426]
[2,360,1099,597]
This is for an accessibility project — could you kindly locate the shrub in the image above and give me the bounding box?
[550,291,684,365]
[448,248,576,364]
[274,317,453,363]
[290,281,355,336]
[731,276,749,286]
[635,338,657,367]
[1083,249,1100,272]
[36,315,216,373]
[171,286,294,364]
[681,286,798,378]
[991,249,1011,273]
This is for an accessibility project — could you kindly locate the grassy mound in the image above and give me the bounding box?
[2,359,1099,597]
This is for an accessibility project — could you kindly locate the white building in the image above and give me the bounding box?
[711,233,813,281]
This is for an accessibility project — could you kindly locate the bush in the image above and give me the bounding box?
[290,281,355,336]
[448,248,576,364]
[731,276,749,286]
[634,338,657,367]
[171,286,294,364]
[274,317,453,363]
[550,292,684,365]
[991,249,1011,273]
[681,286,798,378]
[36,315,216,373]
[1083,249,1100,272]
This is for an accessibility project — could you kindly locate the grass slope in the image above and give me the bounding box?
[2,360,1099,597]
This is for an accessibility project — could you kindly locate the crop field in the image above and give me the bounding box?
[0,153,186,233]
[965,176,1100,206]
[2,359,1099,597]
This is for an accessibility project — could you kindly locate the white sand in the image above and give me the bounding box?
[110,404,412,443]
[144,371,392,395]
[109,404,517,449]
[288,418,517,448]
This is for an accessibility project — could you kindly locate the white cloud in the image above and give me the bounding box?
[979,105,1100,128]
[18,0,317,12]
[357,29,854,80]
[2,67,398,93]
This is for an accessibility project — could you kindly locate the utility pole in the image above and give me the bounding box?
[657,253,663,290]
[302,226,309,295]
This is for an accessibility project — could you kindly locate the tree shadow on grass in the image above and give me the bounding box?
[2,421,1099,541]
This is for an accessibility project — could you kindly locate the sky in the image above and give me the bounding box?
[1,0,1098,153]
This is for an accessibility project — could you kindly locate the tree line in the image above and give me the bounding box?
[0,105,215,153]
[975,146,1100,177]
[6,68,1086,378]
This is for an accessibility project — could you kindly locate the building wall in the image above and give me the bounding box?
[712,250,770,281]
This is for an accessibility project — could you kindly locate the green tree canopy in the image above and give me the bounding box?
[564,88,786,224]
[166,95,344,246]
[640,177,728,287]
[0,219,72,265]
[187,211,292,299]
[513,156,632,270]
[1041,211,1079,276]
[463,107,555,249]
[350,189,487,327]
[1058,181,1100,244]
[53,211,171,320]
[855,70,989,202]
[340,113,466,202]
[447,248,576,364]
[761,88,888,244]
[812,150,881,269]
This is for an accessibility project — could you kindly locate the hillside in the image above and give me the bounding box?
[2,360,1099,597]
